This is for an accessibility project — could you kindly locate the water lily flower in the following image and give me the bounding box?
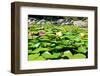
[56,31,62,36]
[28,32,34,39]
[39,30,45,36]
[80,33,85,39]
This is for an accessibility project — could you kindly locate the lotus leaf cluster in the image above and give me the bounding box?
[28,24,88,61]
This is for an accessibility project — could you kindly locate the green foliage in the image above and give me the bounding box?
[63,51,73,58]
[77,46,87,53]
[28,24,88,61]
[31,47,50,53]
[42,52,60,59]
[70,54,86,59]
[28,53,40,60]
[34,56,45,60]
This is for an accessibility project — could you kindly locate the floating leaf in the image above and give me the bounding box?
[74,42,82,47]
[28,53,40,61]
[63,51,73,58]
[71,54,86,59]
[35,56,45,60]
[28,50,33,54]
[29,43,40,49]
[55,45,63,50]
[42,52,60,59]
[52,53,60,58]
[32,47,50,53]
[34,43,40,47]
[77,46,87,53]
[50,44,56,47]
[42,52,52,58]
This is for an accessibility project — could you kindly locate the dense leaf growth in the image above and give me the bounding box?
[28,24,88,61]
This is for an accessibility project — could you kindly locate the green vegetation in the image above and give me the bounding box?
[28,24,88,61]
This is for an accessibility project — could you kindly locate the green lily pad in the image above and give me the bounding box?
[33,43,40,48]
[77,46,87,53]
[74,43,82,47]
[32,47,50,53]
[55,45,63,50]
[52,53,61,58]
[35,56,45,60]
[42,52,60,59]
[71,54,86,59]
[63,51,73,58]
[42,52,52,58]
[29,43,40,49]
[28,50,33,54]
[28,53,40,61]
